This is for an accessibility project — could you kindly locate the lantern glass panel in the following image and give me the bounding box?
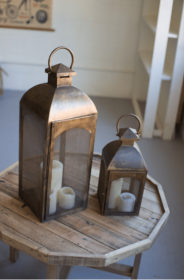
[21,110,47,218]
[47,127,91,218]
[105,172,144,215]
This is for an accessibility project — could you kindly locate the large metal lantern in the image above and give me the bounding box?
[19,47,98,222]
[98,114,147,216]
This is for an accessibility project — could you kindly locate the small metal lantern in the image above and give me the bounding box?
[98,114,147,216]
[19,47,98,222]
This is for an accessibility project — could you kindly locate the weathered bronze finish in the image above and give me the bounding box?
[116,113,141,139]
[19,47,98,222]
[47,46,75,71]
[98,114,147,216]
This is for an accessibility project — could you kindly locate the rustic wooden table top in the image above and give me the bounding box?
[0,155,169,270]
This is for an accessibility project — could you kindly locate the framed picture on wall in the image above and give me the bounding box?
[0,0,54,31]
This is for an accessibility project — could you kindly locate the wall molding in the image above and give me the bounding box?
[1,62,135,99]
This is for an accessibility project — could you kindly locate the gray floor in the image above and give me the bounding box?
[0,89,184,279]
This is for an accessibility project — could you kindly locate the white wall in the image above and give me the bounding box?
[0,0,143,98]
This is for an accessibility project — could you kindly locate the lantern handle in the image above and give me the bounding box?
[48,46,75,71]
[116,114,141,135]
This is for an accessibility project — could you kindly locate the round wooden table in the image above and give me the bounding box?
[0,155,169,279]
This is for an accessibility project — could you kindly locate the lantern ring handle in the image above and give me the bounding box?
[116,114,141,135]
[48,46,74,71]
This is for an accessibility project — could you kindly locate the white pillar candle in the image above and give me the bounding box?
[59,187,76,209]
[51,160,63,202]
[40,160,63,203]
[118,192,136,212]
[49,189,57,215]
[108,178,123,209]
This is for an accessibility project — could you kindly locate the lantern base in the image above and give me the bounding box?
[19,188,88,223]
[101,203,140,216]
[48,195,84,220]
[103,210,140,216]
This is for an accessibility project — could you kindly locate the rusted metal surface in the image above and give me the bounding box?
[45,115,97,221]
[19,47,98,222]
[98,114,147,217]
[109,146,147,171]
[116,114,141,137]
[47,46,75,72]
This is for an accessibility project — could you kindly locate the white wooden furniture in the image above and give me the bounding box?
[0,156,169,279]
[132,0,184,139]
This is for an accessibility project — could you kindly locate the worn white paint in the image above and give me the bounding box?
[143,16,178,38]
[163,0,184,140]
[142,0,173,138]
[132,0,184,140]
[0,62,135,98]
[139,50,172,80]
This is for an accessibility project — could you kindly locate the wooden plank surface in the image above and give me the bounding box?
[105,239,152,266]
[76,208,148,242]
[141,197,164,215]
[139,207,161,225]
[0,192,112,255]
[43,220,112,254]
[0,158,168,267]
[2,171,19,186]
[1,224,49,263]
[148,212,170,243]
[0,221,5,233]
[0,204,89,255]
[0,161,19,177]
[47,251,106,267]
[0,179,20,201]
[87,196,155,235]
[11,165,19,176]
[57,213,132,250]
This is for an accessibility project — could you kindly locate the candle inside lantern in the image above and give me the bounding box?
[51,160,63,202]
[40,160,63,202]
[59,187,76,209]
[49,189,57,215]
[108,178,123,209]
[118,192,136,212]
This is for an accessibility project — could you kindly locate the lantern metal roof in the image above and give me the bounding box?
[103,140,147,172]
[102,114,147,172]
[20,47,97,123]
[117,127,140,141]
[45,63,76,77]
[20,84,97,122]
